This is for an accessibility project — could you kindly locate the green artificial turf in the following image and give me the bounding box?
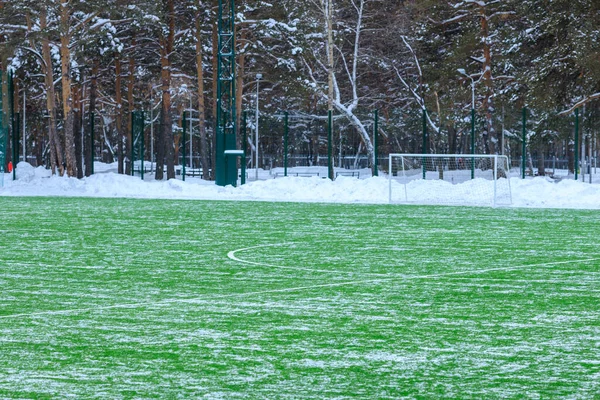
[0,197,599,398]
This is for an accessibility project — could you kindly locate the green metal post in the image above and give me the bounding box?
[471,108,475,179]
[140,111,145,181]
[241,111,247,185]
[373,110,379,177]
[522,107,527,179]
[182,111,186,181]
[9,71,15,181]
[90,111,95,175]
[130,111,135,177]
[422,108,427,179]
[284,111,289,177]
[0,70,4,183]
[14,112,19,168]
[574,108,579,180]
[328,109,333,180]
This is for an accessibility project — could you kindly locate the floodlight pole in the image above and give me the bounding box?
[255,73,262,181]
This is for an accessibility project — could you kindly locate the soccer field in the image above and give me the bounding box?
[0,197,599,398]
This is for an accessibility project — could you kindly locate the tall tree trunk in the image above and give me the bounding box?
[73,83,84,179]
[41,9,64,176]
[115,55,124,174]
[195,6,211,180]
[126,35,136,175]
[60,3,77,177]
[155,103,166,180]
[157,0,176,180]
[211,5,219,178]
[480,5,496,155]
[325,0,335,179]
[85,61,98,177]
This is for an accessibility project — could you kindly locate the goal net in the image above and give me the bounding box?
[388,154,512,207]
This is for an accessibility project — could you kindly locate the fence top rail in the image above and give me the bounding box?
[389,153,508,160]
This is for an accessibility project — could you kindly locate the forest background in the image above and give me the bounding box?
[0,0,598,180]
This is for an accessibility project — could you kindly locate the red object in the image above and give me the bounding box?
[7,161,13,173]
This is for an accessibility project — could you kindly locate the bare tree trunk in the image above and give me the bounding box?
[85,61,98,177]
[325,0,335,179]
[211,3,219,178]
[480,5,496,155]
[73,83,84,179]
[60,2,77,177]
[126,35,136,175]
[195,6,211,180]
[41,9,64,176]
[115,55,124,174]
[537,145,546,176]
[159,0,176,180]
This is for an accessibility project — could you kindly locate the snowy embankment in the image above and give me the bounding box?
[1,162,599,209]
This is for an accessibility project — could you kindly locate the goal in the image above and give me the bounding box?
[388,154,512,207]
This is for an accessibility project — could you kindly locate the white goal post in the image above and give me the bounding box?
[388,154,512,207]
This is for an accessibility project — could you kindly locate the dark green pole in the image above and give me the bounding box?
[0,70,3,176]
[522,107,527,179]
[284,111,289,177]
[422,108,427,179]
[328,109,333,180]
[130,111,135,176]
[140,111,145,181]
[471,108,475,179]
[241,111,247,185]
[9,71,15,180]
[90,111,95,175]
[574,108,579,181]
[182,111,187,181]
[13,112,19,180]
[373,109,379,177]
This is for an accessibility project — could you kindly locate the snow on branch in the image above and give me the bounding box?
[558,93,600,116]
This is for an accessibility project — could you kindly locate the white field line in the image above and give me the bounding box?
[227,243,390,276]
[1,256,599,320]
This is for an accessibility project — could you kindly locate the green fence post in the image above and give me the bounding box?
[522,107,527,179]
[182,111,186,181]
[0,70,4,185]
[284,111,288,177]
[14,112,19,169]
[241,111,247,185]
[130,111,135,176]
[140,111,145,181]
[574,108,579,181]
[373,109,379,177]
[9,70,15,180]
[422,108,427,180]
[471,108,475,179]
[328,109,333,180]
[90,111,95,175]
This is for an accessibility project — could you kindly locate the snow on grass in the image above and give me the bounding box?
[1,198,599,397]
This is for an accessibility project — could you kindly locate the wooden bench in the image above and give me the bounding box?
[274,171,321,178]
[336,171,360,178]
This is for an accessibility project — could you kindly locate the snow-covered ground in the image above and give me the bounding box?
[1,161,599,209]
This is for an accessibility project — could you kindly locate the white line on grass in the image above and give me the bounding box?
[227,243,391,276]
[1,257,599,320]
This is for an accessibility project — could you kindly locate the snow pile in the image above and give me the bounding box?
[1,162,600,209]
